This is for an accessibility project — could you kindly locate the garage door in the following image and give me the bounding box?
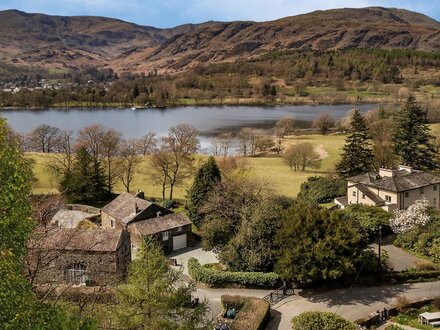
[173,234,187,251]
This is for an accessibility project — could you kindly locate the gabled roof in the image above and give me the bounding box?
[354,184,384,205]
[130,213,192,236]
[38,228,126,252]
[121,204,173,226]
[101,192,152,221]
[348,170,440,193]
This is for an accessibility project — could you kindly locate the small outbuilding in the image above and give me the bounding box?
[419,312,440,327]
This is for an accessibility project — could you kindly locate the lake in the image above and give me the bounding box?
[1,104,378,150]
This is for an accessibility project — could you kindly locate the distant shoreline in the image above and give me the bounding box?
[0,99,394,111]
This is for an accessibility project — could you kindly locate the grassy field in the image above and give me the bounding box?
[27,133,346,199]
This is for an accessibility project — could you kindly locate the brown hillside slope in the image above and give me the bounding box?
[0,7,439,74]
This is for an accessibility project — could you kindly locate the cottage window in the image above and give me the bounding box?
[434,185,438,192]
[362,193,365,199]
[352,191,356,197]
[385,195,391,203]
[162,231,169,241]
[404,192,409,198]
[420,187,424,194]
[110,220,115,228]
[66,263,86,285]
[176,226,183,232]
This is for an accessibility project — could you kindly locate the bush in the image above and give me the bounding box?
[221,295,270,330]
[344,204,391,242]
[297,176,346,204]
[382,270,440,284]
[386,325,405,330]
[188,258,280,288]
[291,311,356,330]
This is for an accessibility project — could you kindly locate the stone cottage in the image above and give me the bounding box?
[29,228,131,286]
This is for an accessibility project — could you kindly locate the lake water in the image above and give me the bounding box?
[1,104,378,150]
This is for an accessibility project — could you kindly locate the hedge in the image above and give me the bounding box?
[221,295,270,330]
[382,270,440,283]
[188,258,280,288]
[291,311,356,330]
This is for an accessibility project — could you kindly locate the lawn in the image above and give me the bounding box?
[27,133,346,199]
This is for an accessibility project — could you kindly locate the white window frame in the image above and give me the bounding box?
[66,263,86,285]
[385,195,391,203]
[352,191,356,197]
[110,219,115,228]
[162,231,169,241]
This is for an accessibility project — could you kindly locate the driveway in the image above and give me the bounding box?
[369,236,425,272]
[268,281,440,329]
[169,243,218,276]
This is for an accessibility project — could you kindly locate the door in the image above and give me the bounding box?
[172,234,187,251]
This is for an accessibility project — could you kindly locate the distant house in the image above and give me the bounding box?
[335,165,440,212]
[101,192,193,257]
[29,228,131,286]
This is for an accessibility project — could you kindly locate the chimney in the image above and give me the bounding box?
[135,190,145,200]
[398,164,413,173]
[156,211,162,218]
[379,168,396,178]
[135,202,139,214]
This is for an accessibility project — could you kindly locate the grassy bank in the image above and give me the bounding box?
[28,134,345,199]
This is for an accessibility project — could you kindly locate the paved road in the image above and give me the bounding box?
[267,281,440,330]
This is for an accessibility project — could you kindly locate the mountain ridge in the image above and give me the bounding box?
[0,7,439,75]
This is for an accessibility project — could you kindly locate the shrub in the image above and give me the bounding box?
[344,204,391,242]
[297,176,346,204]
[386,325,405,330]
[188,258,280,288]
[291,311,356,330]
[395,295,411,313]
[221,295,270,330]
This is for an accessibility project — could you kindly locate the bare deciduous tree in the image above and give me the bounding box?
[118,139,142,193]
[136,132,157,156]
[29,124,61,153]
[313,112,334,135]
[283,142,320,171]
[101,128,122,192]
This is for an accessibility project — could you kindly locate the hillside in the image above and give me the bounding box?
[0,7,439,75]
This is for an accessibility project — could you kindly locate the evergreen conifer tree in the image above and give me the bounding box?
[187,156,221,228]
[60,147,108,203]
[393,95,438,170]
[336,109,374,177]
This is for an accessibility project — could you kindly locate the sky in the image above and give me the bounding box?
[0,0,439,28]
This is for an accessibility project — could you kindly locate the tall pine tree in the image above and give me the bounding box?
[187,156,221,228]
[393,95,438,170]
[60,147,109,203]
[336,109,374,177]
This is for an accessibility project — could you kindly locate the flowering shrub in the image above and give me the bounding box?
[390,199,430,233]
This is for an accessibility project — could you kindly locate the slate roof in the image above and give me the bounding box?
[354,184,384,205]
[335,196,348,207]
[40,229,125,252]
[130,213,192,236]
[101,192,152,221]
[348,170,440,193]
